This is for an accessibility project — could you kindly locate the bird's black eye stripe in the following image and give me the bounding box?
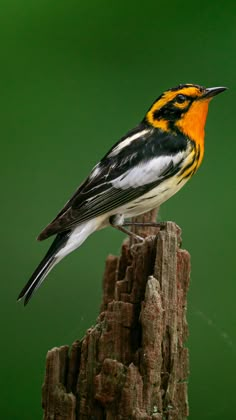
[176,94,187,103]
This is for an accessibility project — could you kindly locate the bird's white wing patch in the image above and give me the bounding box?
[112,151,185,189]
[108,129,150,157]
[89,163,102,180]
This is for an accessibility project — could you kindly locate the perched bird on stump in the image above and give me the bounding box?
[18,83,227,305]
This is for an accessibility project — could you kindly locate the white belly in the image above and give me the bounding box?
[114,176,189,218]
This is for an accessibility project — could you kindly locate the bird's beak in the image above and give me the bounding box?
[202,86,228,99]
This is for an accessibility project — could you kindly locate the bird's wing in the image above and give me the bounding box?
[38,124,188,240]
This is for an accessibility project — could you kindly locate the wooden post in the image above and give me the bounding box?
[42,212,190,419]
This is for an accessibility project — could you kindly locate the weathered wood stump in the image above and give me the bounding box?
[42,218,190,419]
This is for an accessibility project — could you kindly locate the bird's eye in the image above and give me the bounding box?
[176,94,187,103]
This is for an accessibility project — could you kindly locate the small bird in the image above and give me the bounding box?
[18,83,227,305]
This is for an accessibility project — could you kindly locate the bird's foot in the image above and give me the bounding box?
[109,215,144,242]
[122,221,165,229]
[113,224,144,242]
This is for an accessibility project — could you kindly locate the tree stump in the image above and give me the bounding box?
[42,215,190,420]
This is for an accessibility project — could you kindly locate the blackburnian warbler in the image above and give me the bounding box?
[18,83,227,305]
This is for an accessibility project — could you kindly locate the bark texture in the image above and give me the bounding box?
[42,217,190,420]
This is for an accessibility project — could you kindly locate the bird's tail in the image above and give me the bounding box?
[17,218,100,305]
[17,231,70,305]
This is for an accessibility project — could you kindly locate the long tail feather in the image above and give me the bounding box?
[18,218,101,306]
[17,231,70,305]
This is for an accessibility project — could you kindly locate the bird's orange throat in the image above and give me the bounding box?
[176,99,210,167]
[176,99,210,147]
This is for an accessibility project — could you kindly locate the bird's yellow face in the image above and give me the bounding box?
[146,84,226,147]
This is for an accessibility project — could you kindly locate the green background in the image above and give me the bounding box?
[1,1,235,418]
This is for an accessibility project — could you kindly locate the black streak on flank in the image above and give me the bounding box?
[127,205,138,210]
[183,170,195,181]
[177,171,193,184]
[195,144,201,161]
[143,195,158,200]
[178,154,196,177]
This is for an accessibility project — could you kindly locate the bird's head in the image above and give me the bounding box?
[145,84,227,143]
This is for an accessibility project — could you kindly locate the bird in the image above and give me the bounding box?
[17,83,227,305]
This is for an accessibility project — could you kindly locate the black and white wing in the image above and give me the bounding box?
[38,123,187,240]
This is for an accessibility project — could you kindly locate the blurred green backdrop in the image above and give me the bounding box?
[1,0,235,418]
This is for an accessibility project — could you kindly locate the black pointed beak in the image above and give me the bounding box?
[202,86,228,99]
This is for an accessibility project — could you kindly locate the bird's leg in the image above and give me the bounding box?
[109,215,144,242]
[113,225,144,242]
[123,221,165,229]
